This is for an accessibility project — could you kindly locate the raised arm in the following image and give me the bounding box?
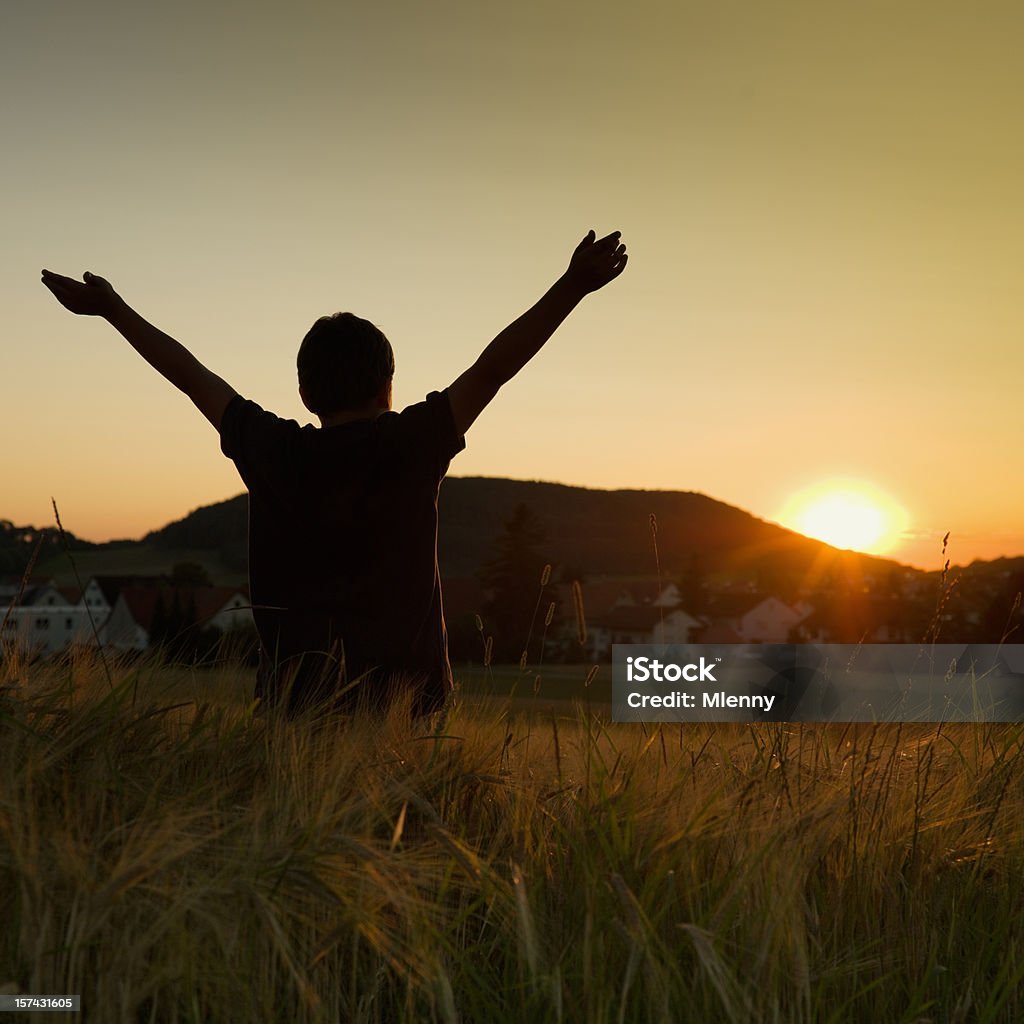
[447,229,627,435]
[41,270,237,431]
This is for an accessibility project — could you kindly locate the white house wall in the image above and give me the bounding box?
[2,606,108,656]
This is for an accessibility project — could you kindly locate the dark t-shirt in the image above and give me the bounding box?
[219,389,465,715]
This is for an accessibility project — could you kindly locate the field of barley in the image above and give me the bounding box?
[2,648,1024,1023]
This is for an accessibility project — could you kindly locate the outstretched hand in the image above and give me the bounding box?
[41,270,122,317]
[564,229,628,295]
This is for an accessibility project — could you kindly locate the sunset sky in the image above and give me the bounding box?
[4,1,1023,570]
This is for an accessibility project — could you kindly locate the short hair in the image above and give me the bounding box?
[297,313,395,415]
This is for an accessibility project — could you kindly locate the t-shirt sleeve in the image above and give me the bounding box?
[220,395,301,493]
[392,390,466,479]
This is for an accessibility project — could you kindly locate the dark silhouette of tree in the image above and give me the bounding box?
[479,504,550,662]
[0,519,95,575]
[978,571,1024,643]
[678,552,708,615]
[150,592,169,652]
[170,561,212,587]
[150,588,199,662]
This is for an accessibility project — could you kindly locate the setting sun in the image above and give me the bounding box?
[777,481,909,555]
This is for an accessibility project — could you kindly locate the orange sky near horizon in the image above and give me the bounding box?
[3,1,1023,573]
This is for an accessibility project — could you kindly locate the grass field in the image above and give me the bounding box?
[457,662,611,708]
[3,647,1024,1022]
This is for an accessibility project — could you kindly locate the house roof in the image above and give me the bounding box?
[117,587,164,630]
[0,576,56,603]
[743,596,806,622]
[90,575,165,605]
[116,585,249,631]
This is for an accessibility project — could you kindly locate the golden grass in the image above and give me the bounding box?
[2,646,1024,1022]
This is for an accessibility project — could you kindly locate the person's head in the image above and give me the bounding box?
[297,312,395,420]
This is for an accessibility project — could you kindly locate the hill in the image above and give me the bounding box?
[29,477,905,589]
[435,478,901,584]
[0,518,96,578]
[32,544,248,589]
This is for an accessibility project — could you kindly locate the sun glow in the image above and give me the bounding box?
[778,481,909,555]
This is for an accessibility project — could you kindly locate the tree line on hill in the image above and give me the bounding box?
[0,520,94,577]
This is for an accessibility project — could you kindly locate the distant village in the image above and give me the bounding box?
[0,574,253,659]
[443,571,953,663]
[4,560,1019,665]
[4,482,1021,667]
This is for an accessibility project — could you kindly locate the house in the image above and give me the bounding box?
[1,603,105,657]
[738,596,809,643]
[20,581,70,607]
[1,576,101,656]
[2,574,252,658]
[104,588,162,652]
[0,575,60,606]
[584,584,701,659]
[78,576,165,618]
[105,584,252,652]
[698,593,813,644]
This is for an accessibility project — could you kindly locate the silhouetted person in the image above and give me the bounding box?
[42,230,628,718]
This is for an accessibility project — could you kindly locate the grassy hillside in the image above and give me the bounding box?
[33,544,248,588]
